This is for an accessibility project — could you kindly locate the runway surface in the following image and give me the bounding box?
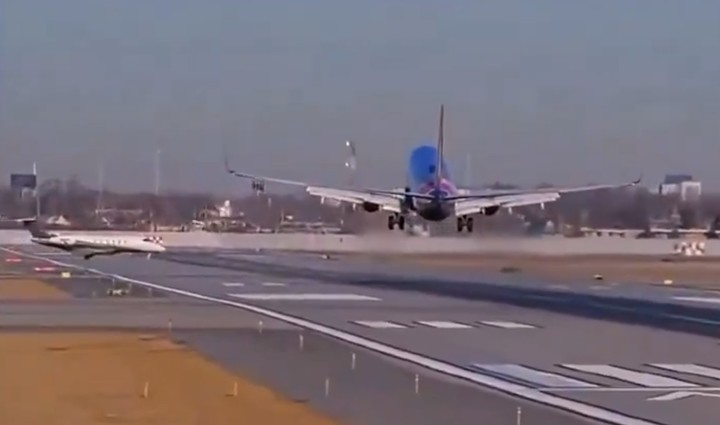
[6,245,720,425]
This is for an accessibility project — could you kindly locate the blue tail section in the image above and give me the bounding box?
[407,105,452,193]
[408,145,451,190]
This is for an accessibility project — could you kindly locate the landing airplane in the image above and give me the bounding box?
[20,218,166,259]
[225,105,641,232]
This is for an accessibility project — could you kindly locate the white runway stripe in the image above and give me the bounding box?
[353,320,407,329]
[222,282,245,287]
[228,293,381,301]
[561,364,699,388]
[672,296,720,304]
[471,364,599,389]
[262,282,287,287]
[416,320,473,329]
[479,321,536,329]
[650,363,720,380]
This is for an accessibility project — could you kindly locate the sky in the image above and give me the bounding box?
[2,0,720,194]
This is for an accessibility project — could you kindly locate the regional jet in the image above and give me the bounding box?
[20,218,166,259]
[225,105,640,233]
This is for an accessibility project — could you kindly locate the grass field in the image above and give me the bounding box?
[0,332,340,425]
[0,277,71,300]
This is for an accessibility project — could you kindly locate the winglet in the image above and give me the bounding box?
[17,217,37,225]
[222,146,235,175]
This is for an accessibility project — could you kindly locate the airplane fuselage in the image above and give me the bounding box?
[408,145,458,222]
[30,235,166,259]
[413,185,456,221]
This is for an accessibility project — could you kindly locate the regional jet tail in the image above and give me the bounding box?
[225,105,641,233]
[20,218,166,260]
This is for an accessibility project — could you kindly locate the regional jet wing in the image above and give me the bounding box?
[453,178,641,217]
[224,161,433,213]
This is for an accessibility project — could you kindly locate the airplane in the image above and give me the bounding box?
[225,105,641,233]
[20,218,166,259]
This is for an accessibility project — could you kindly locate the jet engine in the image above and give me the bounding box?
[481,205,500,216]
[362,202,380,212]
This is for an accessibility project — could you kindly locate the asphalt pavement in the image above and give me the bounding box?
[6,244,720,425]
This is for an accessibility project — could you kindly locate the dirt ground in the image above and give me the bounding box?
[0,278,71,300]
[364,253,720,287]
[0,332,340,425]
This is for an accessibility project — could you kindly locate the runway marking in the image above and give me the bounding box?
[560,364,699,388]
[222,282,246,287]
[415,320,472,329]
[546,387,720,393]
[471,364,598,389]
[261,282,287,287]
[650,364,720,381]
[672,296,720,305]
[228,293,381,301]
[353,320,407,329]
[5,248,662,425]
[663,313,720,326]
[479,321,536,329]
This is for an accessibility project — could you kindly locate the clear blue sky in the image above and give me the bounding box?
[2,0,720,193]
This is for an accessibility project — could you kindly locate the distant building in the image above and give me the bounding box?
[659,174,702,202]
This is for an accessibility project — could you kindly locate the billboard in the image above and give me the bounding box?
[10,173,37,190]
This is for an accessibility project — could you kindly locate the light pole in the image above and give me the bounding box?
[97,159,104,213]
[154,148,161,196]
[152,148,161,232]
[33,162,40,218]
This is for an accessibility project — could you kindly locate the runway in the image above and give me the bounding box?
[6,245,720,425]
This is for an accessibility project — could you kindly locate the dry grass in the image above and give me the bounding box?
[0,278,70,300]
[367,253,720,286]
[0,332,340,425]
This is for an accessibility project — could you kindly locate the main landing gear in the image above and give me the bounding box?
[387,213,406,230]
[456,216,474,233]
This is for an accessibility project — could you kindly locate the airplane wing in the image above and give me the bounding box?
[453,178,641,217]
[224,159,434,213]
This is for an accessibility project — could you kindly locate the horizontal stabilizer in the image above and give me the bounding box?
[17,217,54,238]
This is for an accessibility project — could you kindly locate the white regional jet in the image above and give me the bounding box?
[225,105,641,232]
[21,218,166,260]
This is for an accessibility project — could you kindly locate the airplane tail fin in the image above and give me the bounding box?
[435,104,445,187]
[18,217,53,238]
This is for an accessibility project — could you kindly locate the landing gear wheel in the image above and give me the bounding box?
[387,215,395,230]
[466,217,474,233]
[398,215,406,231]
[456,217,464,232]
